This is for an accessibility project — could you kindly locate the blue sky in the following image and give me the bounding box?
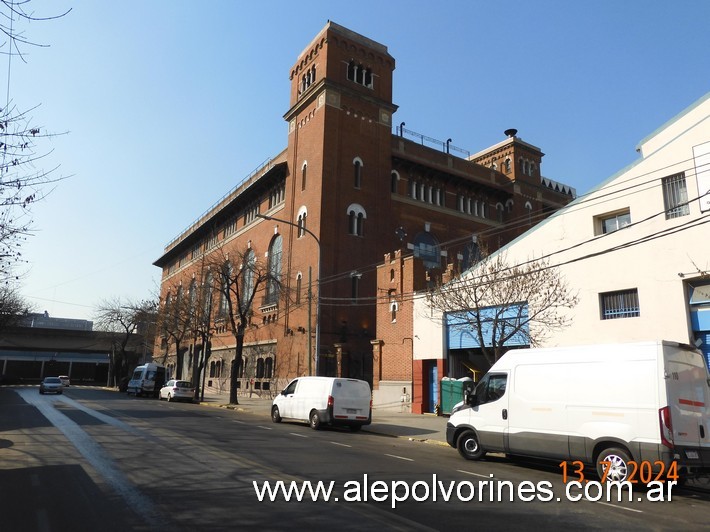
[6,0,710,321]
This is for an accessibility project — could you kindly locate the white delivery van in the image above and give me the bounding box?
[126,363,166,398]
[446,341,710,482]
[272,376,372,431]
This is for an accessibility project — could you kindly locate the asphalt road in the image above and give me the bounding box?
[1,386,710,531]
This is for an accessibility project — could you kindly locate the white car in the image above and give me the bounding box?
[39,377,64,395]
[159,380,195,402]
[59,375,70,387]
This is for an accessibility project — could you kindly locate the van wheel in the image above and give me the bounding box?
[271,406,282,423]
[457,430,485,460]
[167,393,173,402]
[309,410,321,430]
[596,447,631,482]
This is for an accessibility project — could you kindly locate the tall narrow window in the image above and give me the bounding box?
[351,272,362,302]
[218,262,232,318]
[301,162,307,191]
[662,173,689,219]
[241,249,255,312]
[353,158,363,188]
[297,206,308,238]
[202,272,213,325]
[295,273,302,305]
[266,235,282,306]
[347,204,366,236]
[391,171,399,193]
[264,357,273,379]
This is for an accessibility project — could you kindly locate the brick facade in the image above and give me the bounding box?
[153,22,574,398]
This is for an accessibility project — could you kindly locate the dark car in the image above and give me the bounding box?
[39,377,64,395]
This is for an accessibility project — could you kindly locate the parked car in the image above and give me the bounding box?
[58,375,70,387]
[127,363,166,398]
[272,376,372,431]
[39,377,64,395]
[447,340,710,482]
[159,379,195,402]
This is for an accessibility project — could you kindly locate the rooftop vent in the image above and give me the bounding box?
[504,128,518,138]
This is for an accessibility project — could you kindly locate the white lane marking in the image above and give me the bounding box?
[289,432,308,438]
[16,389,162,528]
[330,441,352,448]
[257,425,273,430]
[232,420,247,424]
[385,453,414,462]
[595,501,643,514]
[456,469,492,479]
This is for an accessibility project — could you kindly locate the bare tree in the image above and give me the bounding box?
[94,297,157,386]
[206,244,284,404]
[155,280,197,380]
[427,252,578,365]
[0,1,71,282]
[0,282,30,329]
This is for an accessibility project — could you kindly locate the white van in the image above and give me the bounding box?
[446,341,710,482]
[126,363,166,398]
[272,376,372,431]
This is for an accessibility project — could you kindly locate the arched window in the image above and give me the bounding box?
[210,361,216,378]
[218,261,232,318]
[256,358,265,379]
[215,359,221,378]
[301,161,307,191]
[390,268,395,282]
[202,272,213,324]
[295,272,302,305]
[266,235,282,305]
[391,171,399,193]
[350,271,362,301]
[390,301,398,322]
[496,203,505,222]
[264,357,273,379]
[241,249,255,312]
[188,279,197,312]
[524,201,533,225]
[297,206,308,238]
[347,203,366,236]
[505,158,511,173]
[353,157,363,188]
[505,199,514,213]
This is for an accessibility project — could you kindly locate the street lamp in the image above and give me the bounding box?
[256,213,321,375]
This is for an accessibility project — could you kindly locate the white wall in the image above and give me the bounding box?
[416,92,710,351]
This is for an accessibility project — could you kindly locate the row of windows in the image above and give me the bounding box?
[346,60,373,88]
[209,357,275,380]
[299,65,317,95]
[595,172,690,237]
[167,181,286,275]
[164,236,282,324]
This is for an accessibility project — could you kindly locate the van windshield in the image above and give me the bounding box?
[131,370,142,380]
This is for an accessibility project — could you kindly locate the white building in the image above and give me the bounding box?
[415,91,710,372]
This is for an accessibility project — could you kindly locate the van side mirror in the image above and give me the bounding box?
[465,390,479,407]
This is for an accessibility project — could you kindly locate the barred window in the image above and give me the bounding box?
[662,173,689,219]
[600,289,640,320]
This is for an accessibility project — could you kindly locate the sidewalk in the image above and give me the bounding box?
[198,387,450,446]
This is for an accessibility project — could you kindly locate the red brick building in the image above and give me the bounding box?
[153,21,574,396]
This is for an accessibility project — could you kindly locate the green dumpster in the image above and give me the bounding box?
[441,378,473,414]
